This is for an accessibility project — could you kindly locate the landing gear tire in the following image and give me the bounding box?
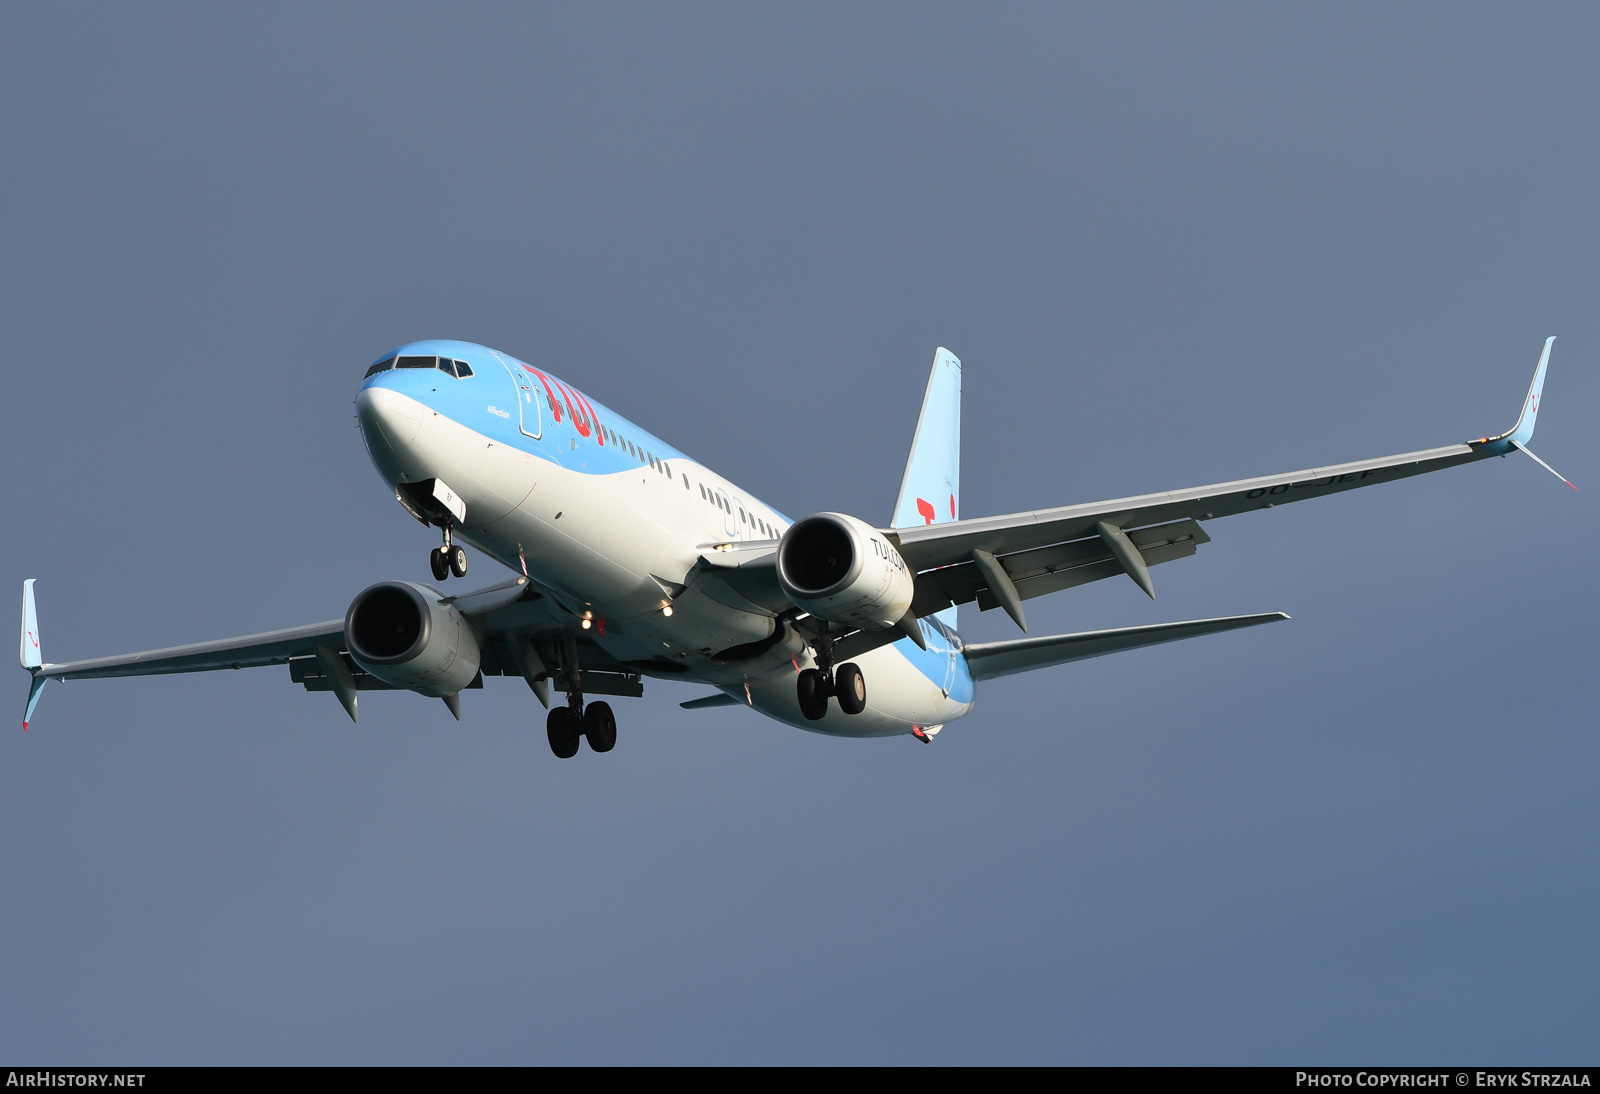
[546,707,581,759]
[835,663,867,715]
[429,547,449,582]
[797,668,829,721]
[583,701,617,752]
[446,544,468,578]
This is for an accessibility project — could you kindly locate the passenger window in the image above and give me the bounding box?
[364,358,395,377]
[397,355,436,369]
[453,359,473,377]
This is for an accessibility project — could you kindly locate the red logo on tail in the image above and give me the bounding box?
[916,498,936,525]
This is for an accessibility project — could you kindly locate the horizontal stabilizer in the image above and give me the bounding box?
[681,692,741,710]
[962,611,1289,681]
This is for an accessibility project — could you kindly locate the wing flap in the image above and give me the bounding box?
[912,518,1209,617]
[963,611,1290,681]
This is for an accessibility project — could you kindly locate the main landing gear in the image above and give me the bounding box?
[428,526,468,581]
[797,661,866,720]
[546,701,616,758]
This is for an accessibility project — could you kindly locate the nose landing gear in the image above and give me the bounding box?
[428,528,468,581]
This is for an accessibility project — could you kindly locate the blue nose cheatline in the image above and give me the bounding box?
[19,336,1568,759]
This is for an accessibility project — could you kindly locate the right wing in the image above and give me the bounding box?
[20,575,632,727]
[27,620,347,680]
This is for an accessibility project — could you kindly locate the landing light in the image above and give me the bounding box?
[580,618,592,630]
[662,605,674,617]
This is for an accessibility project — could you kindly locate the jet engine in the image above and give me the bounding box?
[776,513,915,630]
[344,581,482,696]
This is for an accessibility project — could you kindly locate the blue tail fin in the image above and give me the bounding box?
[891,348,961,624]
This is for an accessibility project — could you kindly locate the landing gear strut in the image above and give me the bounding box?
[796,654,867,720]
[428,526,468,581]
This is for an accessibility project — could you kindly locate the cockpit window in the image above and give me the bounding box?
[369,354,473,378]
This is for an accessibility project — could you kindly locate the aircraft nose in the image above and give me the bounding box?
[356,385,422,453]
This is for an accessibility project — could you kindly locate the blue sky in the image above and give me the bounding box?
[1,3,1595,1063]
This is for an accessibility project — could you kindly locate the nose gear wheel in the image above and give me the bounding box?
[427,527,468,581]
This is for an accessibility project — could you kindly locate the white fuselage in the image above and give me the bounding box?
[355,349,974,738]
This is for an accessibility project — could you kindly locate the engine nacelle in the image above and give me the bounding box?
[344,581,482,697]
[776,513,915,630]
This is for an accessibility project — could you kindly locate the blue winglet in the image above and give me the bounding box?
[21,579,45,731]
[23,675,45,732]
[1497,336,1556,447]
[20,579,40,670]
[1481,337,1576,491]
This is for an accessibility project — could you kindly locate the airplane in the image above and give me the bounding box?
[19,338,1573,757]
